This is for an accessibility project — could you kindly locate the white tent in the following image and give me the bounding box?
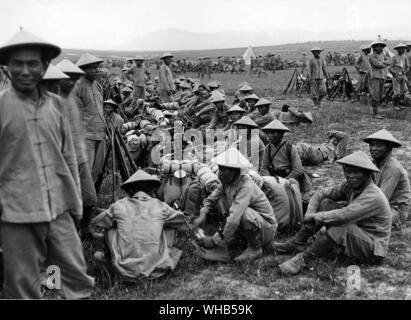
[242,45,256,66]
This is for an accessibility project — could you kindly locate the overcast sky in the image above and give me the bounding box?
[0,0,409,50]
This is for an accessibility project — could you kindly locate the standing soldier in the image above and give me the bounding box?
[204,57,212,79]
[307,47,328,109]
[56,59,98,235]
[0,28,94,299]
[159,52,175,103]
[355,44,372,101]
[369,39,391,119]
[406,43,411,83]
[389,43,409,111]
[301,52,308,75]
[126,55,149,106]
[74,52,107,183]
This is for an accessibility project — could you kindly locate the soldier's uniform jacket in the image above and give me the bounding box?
[389,54,409,77]
[355,52,372,74]
[73,77,105,141]
[307,181,392,258]
[159,64,175,93]
[308,57,327,79]
[250,111,275,128]
[203,174,276,245]
[369,52,391,79]
[207,104,230,129]
[373,155,411,212]
[0,87,82,223]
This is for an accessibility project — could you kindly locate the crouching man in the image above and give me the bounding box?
[274,151,391,275]
[89,170,187,279]
[192,148,277,263]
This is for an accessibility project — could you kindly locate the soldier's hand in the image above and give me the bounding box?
[192,209,207,231]
[199,236,215,249]
[303,213,316,223]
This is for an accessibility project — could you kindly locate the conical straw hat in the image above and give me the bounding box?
[336,151,379,172]
[56,59,85,75]
[234,116,259,128]
[363,129,401,147]
[227,105,246,114]
[121,169,161,190]
[211,90,226,103]
[0,28,61,65]
[211,147,253,169]
[42,64,69,80]
[262,119,290,132]
[76,52,103,68]
[244,93,260,101]
[255,98,272,107]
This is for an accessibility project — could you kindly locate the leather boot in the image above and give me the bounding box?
[279,233,336,275]
[273,223,319,254]
[234,229,263,263]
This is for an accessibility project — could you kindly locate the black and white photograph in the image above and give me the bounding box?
[0,0,410,305]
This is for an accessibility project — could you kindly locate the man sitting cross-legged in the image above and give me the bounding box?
[273,151,392,275]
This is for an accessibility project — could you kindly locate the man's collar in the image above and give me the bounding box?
[10,85,48,105]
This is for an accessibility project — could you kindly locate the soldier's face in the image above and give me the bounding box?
[218,166,239,185]
[368,140,389,161]
[258,105,269,115]
[7,48,46,93]
[104,104,115,116]
[229,112,243,122]
[397,48,406,55]
[312,51,321,58]
[343,166,370,190]
[246,99,257,108]
[373,46,384,54]
[83,63,100,81]
[60,74,80,93]
[266,131,284,145]
[135,60,143,67]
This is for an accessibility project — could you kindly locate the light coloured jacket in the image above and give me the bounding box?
[58,93,88,165]
[159,64,175,93]
[203,174,276,245]
[0,87,82,223]
[90,191,186,279]
[355,52,372,74]
[389,54,409,77]
[369,52,391,79]
[73,77,106,141]
[308,57,328,79]
[373,155,411,211]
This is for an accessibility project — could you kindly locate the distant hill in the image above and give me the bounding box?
[59,39,408,63]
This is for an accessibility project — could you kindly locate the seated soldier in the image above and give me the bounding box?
[243,93,260,114]
[250,98,275,128]
[275,151,392,275]
[104,99,124,131]
[277,104,313,127]
[90,170,187,279]
[223,105,246,131]
[231,116,265,172]
[207,91,230,130]
[363,129,411,227]
[296,130,348,166]
[260,120,311,198]
[192,148,277,263]
[233,83,254,104]
[248,171,303,234]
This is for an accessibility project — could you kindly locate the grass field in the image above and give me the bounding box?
[89,65,411,300]
[0,61,410,300]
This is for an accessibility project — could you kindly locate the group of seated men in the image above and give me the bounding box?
[88,68,410,277]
